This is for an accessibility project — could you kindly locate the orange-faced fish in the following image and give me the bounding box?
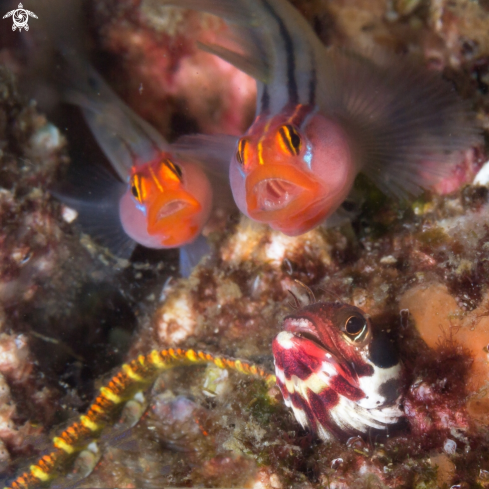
[160,0,480,236]
[58,59,236,275]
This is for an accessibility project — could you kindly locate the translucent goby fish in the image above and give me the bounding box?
[160,0,480,236]
[273,301,403,441]
[59,59,235,275]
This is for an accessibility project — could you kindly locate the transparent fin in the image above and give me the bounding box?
[179,234,211,277]
[172,133,237,210]
[156,0,257,25]
[323,201,361,228]
[172,133,237,176]
[318,49,482,199]
[53,165,136,260]
[160,0,324,111]
[61,55,169,180]
[158,0,271,85]
[197,41,269,82]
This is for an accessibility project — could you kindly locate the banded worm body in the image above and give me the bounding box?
[273,302,404,441]
[161,0,479,236]
[4,349,275,489]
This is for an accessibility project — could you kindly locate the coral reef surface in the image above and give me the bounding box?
[0,0,489,488]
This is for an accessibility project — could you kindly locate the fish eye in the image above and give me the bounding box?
[278,124,302,155]
[344,315,368,342]
[130,174,142,202]
[163,159,183,181]
[236,138,247,166]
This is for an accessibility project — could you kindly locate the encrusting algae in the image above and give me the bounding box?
[1,0,489,488]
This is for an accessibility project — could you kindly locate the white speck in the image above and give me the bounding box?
[31,123,61,151]
[275,331,296,349]
[331,457,343,469]
[443,438,457,455]
[269,474,282,489]
[62,205,78,223]
[139,83,143,95]
[265,233,291,264]
[157,293,196,344]
[203,366,229,398]
[473,160,489,185]
[380,255,397,265]
[87,442,99,453]
[133,391,145,403]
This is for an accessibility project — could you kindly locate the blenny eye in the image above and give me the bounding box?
[236,138,247,166]
[278,124,301,155]
[344,315,368,342]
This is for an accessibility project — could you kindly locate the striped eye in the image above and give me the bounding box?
[130,174,143,203]
[163,159,183,181]
[236,138,247,166]
[278,124,302,155]
[344,315,368,342]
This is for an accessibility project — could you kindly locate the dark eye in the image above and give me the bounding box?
[131,175,142,202]
[278,124,301,155]
[344,315,368,341]
[164,159,183,180]
[236,138,247,166]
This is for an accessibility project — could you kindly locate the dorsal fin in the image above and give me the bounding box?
[197,41,269,82]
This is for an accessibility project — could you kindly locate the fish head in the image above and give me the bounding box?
[230,107,356,235]
[119,156,212,248]
[272,301,403,441]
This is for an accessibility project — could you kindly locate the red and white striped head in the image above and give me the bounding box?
[272,302,403,441]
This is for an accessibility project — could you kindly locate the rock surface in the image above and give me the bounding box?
[1,0,489,487]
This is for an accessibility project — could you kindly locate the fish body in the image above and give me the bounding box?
[272,302,403,441]
[59,59,233,274]
[162,0,480,236]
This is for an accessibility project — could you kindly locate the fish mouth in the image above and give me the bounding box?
[244,166,323,234]
[253,178,303,212]
[156,200,191,220]
[283,317,326,348]
[147,194,202,246]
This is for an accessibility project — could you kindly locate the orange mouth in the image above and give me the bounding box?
[245,166,322,231]
[156,200,191,220]
[253,179,303,212]
[147,192,202,246]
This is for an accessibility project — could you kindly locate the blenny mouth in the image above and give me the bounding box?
[292,330,324,347]
[253,178,303,212]
[283,317,325,347]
